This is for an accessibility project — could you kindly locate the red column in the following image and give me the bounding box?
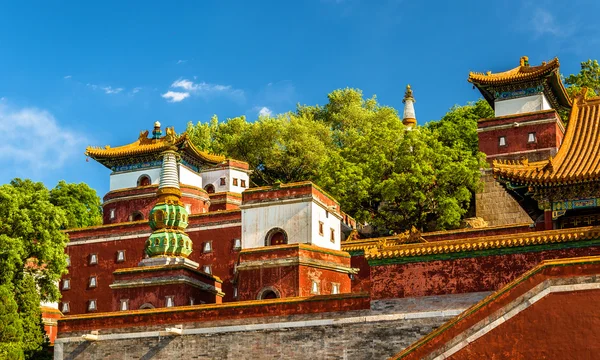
[544,210,553,230]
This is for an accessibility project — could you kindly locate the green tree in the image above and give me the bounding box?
[564,59,600,98]
[0,179,69,302]
[50,180,102,229]
[187,88,483,234]
[0,285,24,360]
[425,99,493,156]
[187,113,333,186]
[15,274,50,359]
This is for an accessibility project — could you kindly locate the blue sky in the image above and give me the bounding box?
[1,0,599,197]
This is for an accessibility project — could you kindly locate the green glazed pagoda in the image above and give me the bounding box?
[145,147,193,258]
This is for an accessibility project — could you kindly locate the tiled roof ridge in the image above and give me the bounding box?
[364,225,600,260]
[468,57,560,84]
[85,129,226,164]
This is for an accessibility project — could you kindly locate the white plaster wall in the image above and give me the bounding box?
[242,201,311,249]
[179,165,203,188]
[495,94,551,117]
[109,168,161,191]
[201,168,249,193]
[310,203,342,251]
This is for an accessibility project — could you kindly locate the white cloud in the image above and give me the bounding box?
[64,75,72,79]
[531,8,561,37]
[171,79,197,91]
[177,60,187,64]
[163,78,245,103]
[257,106,272,117]
[131,87,142,94]
[0,103,86,172]
[161,91,190,102]
[103,86,123,94]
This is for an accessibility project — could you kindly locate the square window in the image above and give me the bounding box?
[233,178,238,186]
[61,302,70,314]
[89,276,97,288]
[330,228,335,243]
[165,296,174,308]
[202,265,212,274]
[233,286,238,298]
[110,209,115,219]
[332,283,340,295]
[88,299,97,312]
[319,221,324,236]
[62,279,71,290]
[499,136,506,147]
[203,241,212,253]
[89,254,98,265]
[66,256,71,267]
[120,299,129,311]
[220,177,226,186]
[311,280,320,295]
[233,238,241,250]
[241,179,246,188]
[528,132,537,143]
[117,250,125,262]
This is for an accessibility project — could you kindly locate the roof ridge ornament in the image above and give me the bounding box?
[520,56,529,67]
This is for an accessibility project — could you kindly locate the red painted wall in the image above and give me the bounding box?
[112,282,220,311]
[371,246,600,300]
[58,293,370,334]
[477,110,563,162]
[102,185,210,224]
[451,289,600,359]
[63,211,242,315]
[236,245,352,300]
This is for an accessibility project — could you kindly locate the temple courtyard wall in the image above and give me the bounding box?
[54,293,487,360]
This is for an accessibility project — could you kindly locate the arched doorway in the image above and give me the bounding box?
[131,211,144,221]
[265,228,288,246]
[257,286,281,300]
[204,184,215,194]
[137,174,151,187]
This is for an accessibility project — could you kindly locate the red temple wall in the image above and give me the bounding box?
[478,122,562,158]
[112,283,219,311]
[63,212,241,314]
[370,245,600,300]
[58,293,370,334]
[350,254,371,294]
[298,265,351,297]
[237,267,300,300]
[450,289,600,359]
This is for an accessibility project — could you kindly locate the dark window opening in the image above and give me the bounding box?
[137,175,151,187]
[205,184,216,194]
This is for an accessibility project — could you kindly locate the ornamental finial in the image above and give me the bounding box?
[152,121,162,140]
[520,56,529,67]
[403,84,414,103]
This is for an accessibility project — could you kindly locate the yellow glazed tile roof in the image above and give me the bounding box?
[85,128,225,164]
[365,226,600,261]
[494,92,600,185]
[468,56,560,85]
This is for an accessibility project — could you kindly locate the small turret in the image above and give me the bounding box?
[402,85,417,128]
[152,121,162,139]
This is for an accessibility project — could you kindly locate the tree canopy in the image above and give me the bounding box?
[0,178,101,359]
[188,88,484,234]
[564,59,600,98]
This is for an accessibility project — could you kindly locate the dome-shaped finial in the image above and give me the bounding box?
[152,121,162,139]
[402,84,416,128]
